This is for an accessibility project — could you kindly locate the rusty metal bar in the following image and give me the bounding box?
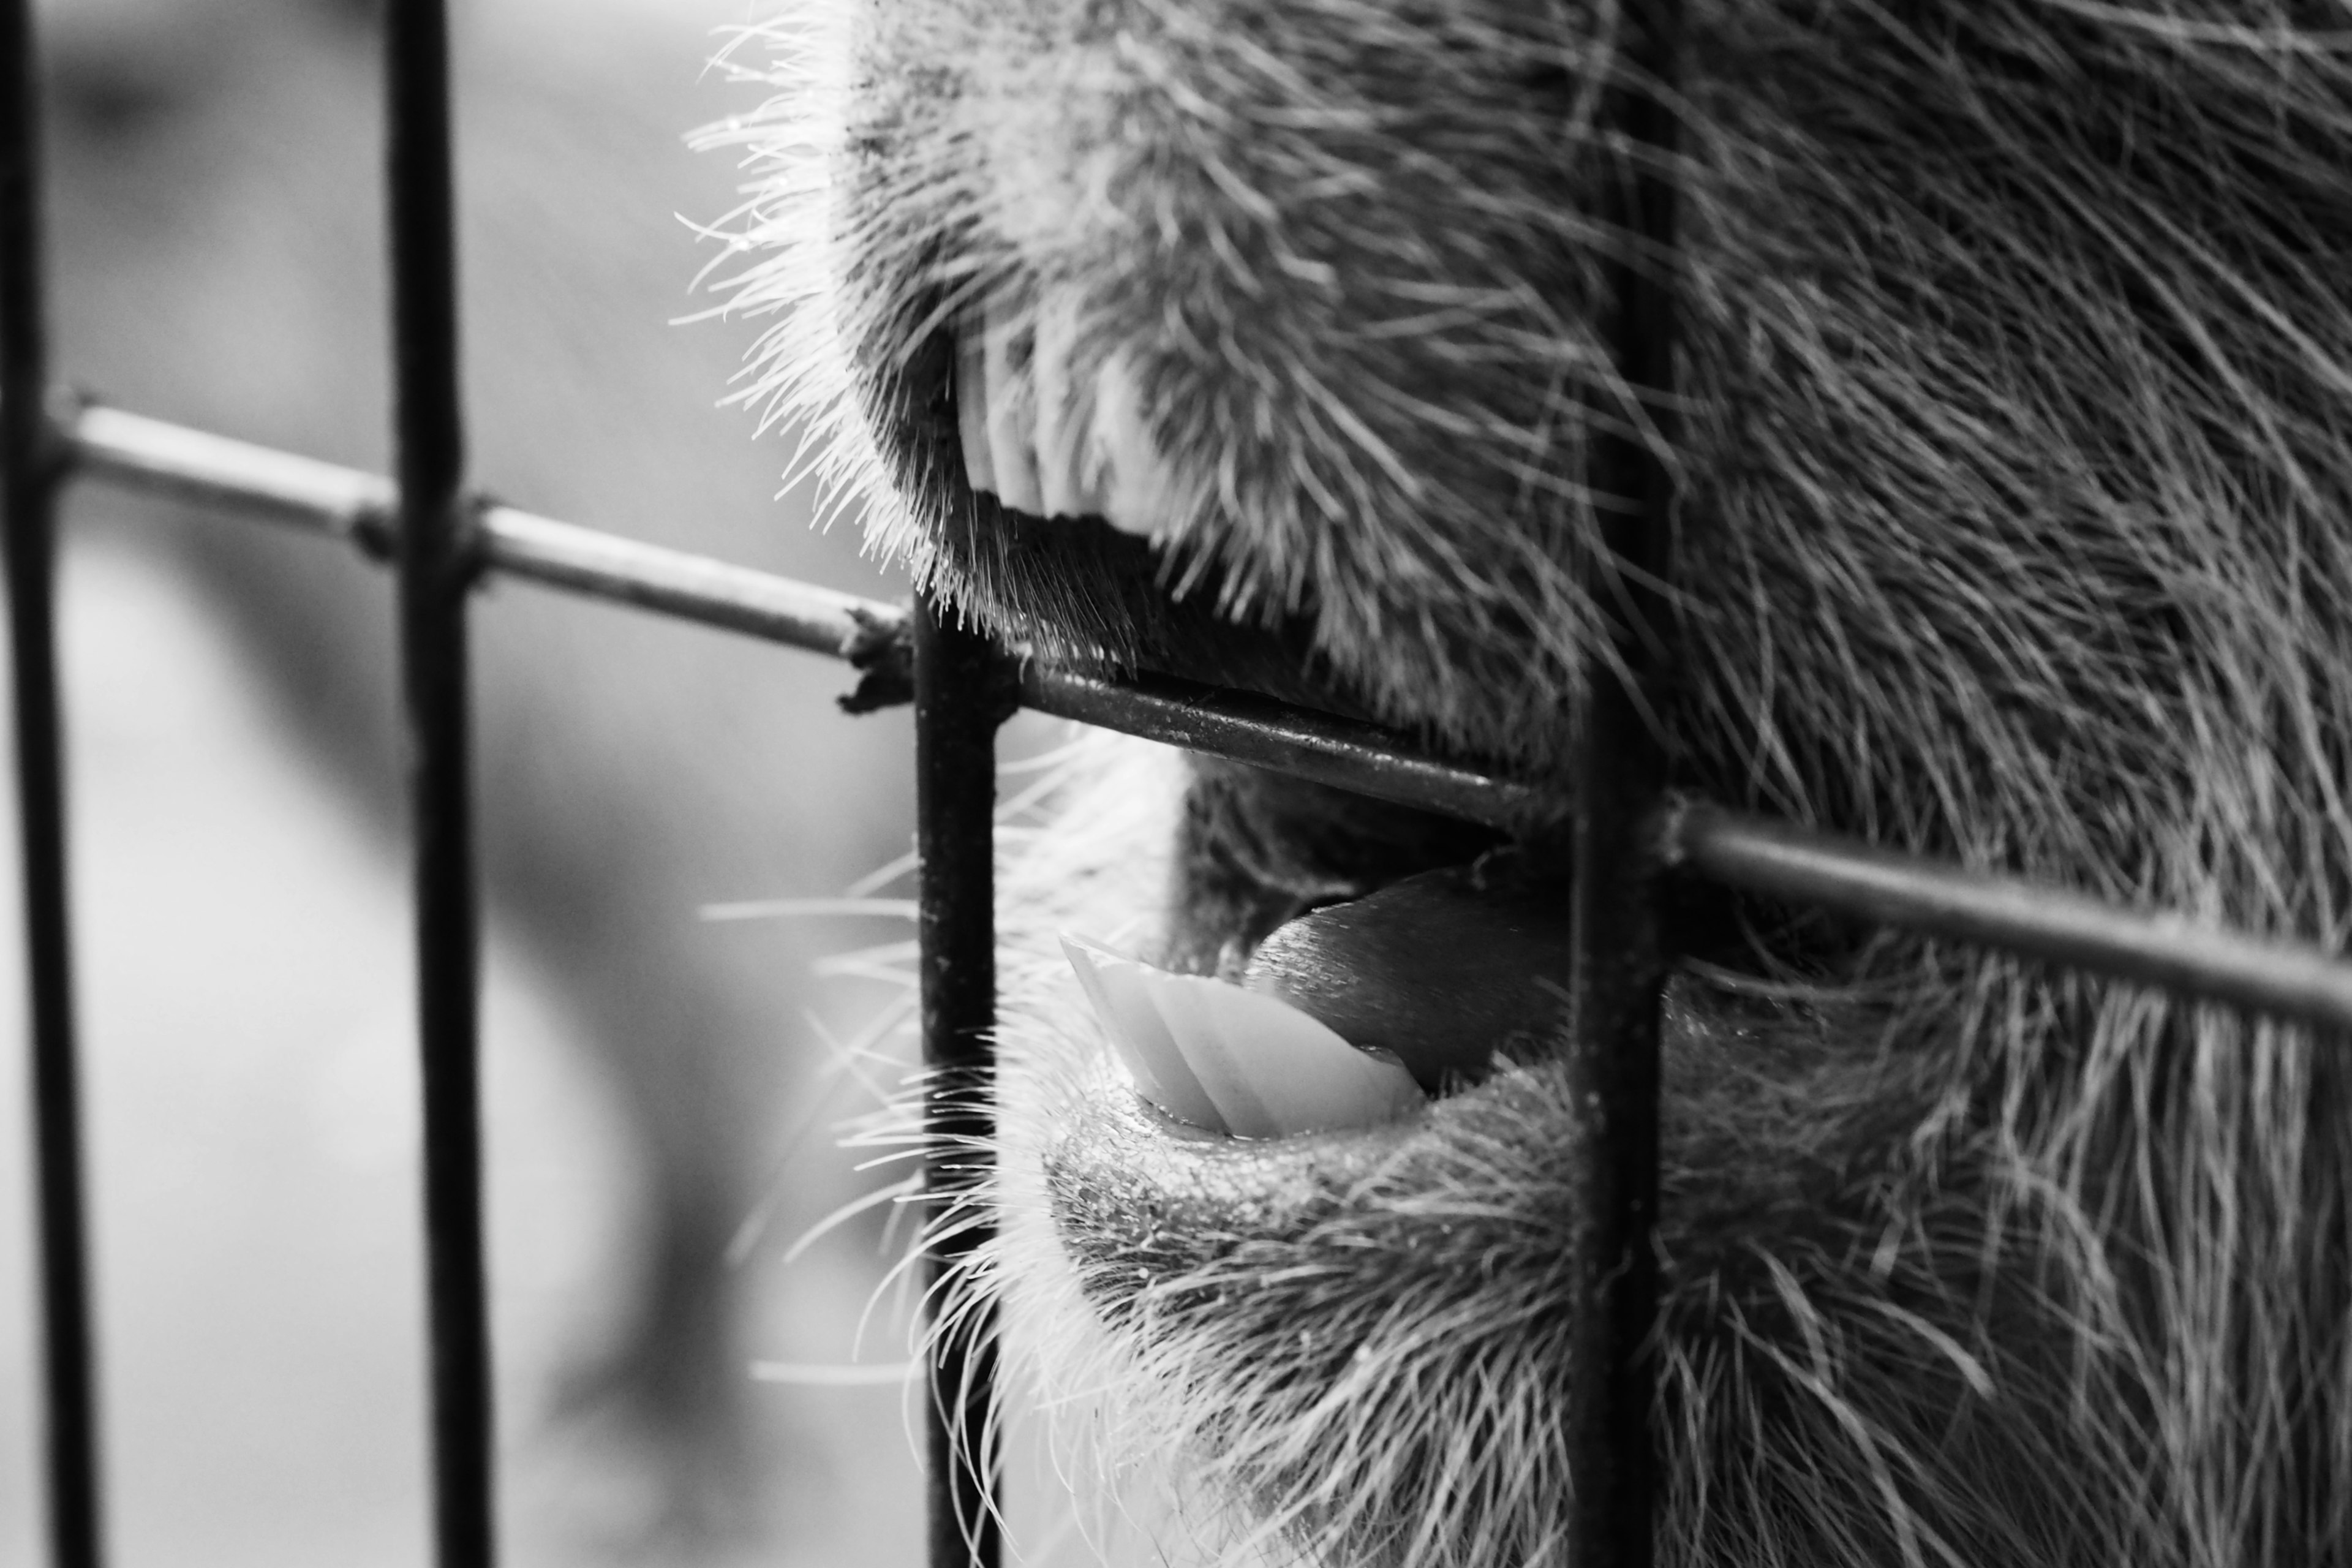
[47,401,2352,1036]
[1,0,103,1562]
[383,0,494,1559]
[1562,4,1683,1563]
[912,594,1009,1568]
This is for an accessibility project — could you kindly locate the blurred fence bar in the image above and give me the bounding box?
[1,0,102,1562]
[383,0,495,1559]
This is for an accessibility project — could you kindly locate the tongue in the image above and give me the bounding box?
[1242,863,1575,1093]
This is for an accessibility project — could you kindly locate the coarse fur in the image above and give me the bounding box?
[712,3,2352,1564]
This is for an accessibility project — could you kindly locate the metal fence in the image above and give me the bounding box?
[12,4,2352,1568]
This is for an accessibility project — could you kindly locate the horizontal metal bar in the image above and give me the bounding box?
[1018,666,1550,832]
[51,398,2352,1036]
[73,403,398,554]
[1673,805,2352,1035]
[480,507,888,656]
[67,404,885,658]
[381,0,496,1548]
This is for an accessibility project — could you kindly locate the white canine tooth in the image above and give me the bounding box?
[1061,936,1227,1133]
[1060,934,1425,1139]
[955,323,997,497]
[981,302,1045,516]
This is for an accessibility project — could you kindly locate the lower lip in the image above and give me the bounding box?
[1036,1054,1427,1278]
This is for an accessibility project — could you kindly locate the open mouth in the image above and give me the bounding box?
[951,303,1581,1142]
[1061,853,1578,1137]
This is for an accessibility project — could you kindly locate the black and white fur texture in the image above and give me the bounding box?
[710,4,2352,1564]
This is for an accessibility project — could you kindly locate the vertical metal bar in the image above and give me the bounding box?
[0,4,102,1566]
[383,1,492,1563]
[1562,2,1680,1566]
[913,593,1007,1568]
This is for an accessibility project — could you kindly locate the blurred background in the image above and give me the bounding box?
[0,0,973,1561]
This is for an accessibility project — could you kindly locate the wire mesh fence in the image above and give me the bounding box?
[11,2,2352,1568]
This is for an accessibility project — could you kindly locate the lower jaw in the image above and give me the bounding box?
[986,739,1598,1311]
